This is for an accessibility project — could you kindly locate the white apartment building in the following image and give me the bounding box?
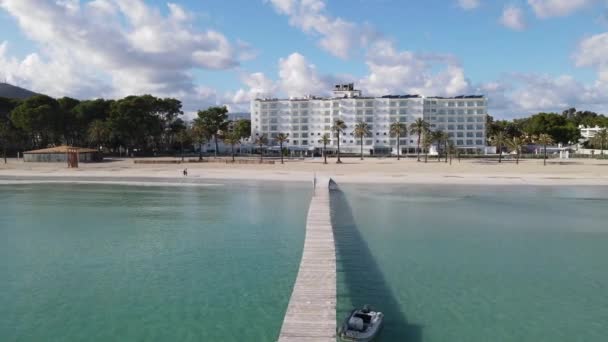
[251,84,488,155]
[579,125,606,140]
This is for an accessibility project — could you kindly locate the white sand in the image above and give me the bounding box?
[1,156,607,186]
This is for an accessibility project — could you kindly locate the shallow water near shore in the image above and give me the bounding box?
[332,184,608,342]
[0,182,311,341]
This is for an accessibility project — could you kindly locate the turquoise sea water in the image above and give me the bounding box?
[332,185,608,342]
[0,182,311,341]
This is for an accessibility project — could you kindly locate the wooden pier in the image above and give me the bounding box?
[278,177,336,341]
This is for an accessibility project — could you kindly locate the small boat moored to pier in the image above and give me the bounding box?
[338,305,384,341]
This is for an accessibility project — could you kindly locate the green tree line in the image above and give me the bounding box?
[0,95,251,160]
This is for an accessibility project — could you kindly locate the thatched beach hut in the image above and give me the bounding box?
[23,146,102,163]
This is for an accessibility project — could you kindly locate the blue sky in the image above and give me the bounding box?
[1,0,608,118]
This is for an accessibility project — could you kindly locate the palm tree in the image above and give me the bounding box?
[410,118,430,162]
[320,133,330,164]
[389,122,407,160]
[275,133,289,164]
[331,119,347,164]
[191,124,209,161]
[490,131,507,164]
[175,128,191,162]
[591,129,608,158]
[506,136,526,165]
[87,120,109,152]
[440,131,450,163]
[535,133,554,166]
[422,132,433,163]
[223,132,241,162]
[448,140,457,165]
[255,134,268,162]
[353,121,371,160]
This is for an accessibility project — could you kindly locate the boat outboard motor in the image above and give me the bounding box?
[348,316,364,332]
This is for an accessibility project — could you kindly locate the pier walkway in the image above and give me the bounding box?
[278,177,336,341]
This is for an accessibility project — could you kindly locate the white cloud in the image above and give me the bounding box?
[500,6,527,30]
[575,32,608,82]
[266,0,379,59]
[279,53,333,97]
[458,0,481,10]
[0,0,252,112]
[528,0,596,18]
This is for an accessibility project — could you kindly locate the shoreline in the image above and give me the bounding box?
[1,157,608,186]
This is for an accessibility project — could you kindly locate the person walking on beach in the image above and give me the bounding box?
[183,168,188,176]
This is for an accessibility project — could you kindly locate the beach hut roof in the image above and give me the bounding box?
[24,145,98,154]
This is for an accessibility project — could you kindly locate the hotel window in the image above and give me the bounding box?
[292,104,299,108]
[476,101,484,106]
[476,117,485,122]
[399,109,407,115]
[448,110,455,115]
[262,126,268,131]
[448,117,455,123]
[365,109,373,115]
[467,101,475,107]
[366,101,373,107]
[262,104,268,109]
[457,117,465,123]
[301,118,309,123]
[476,140,484,145]
[467,125,474,130]
[357,110,363,115]
[400,101,407,107]
[467,110,475,115]
[292,133,300,138]
[301,125,308,131]
[271,133,278,138]
[291,118,299,123]
[302,140,308,145]
[457,125,464,130]
[448,132,455,138]
[448,125,455,130]
[365,140,373,145]
[457,132,464,138]
[457,102,465,107]
[301,133,308,138]
[389,109,397,115]
[324,102,330,108]
[448,102,455,107]
[466,140,474,145]
[300,103,308,108]
[437,117,445,122]
[476,132,483,138]
[466,132,474,138]
[293,125,299,130]
[270,118,278,124]
[324,118,331,123]
[457,109,465,115]
[292,140,299,145]
[477,109,485,115]
[399,117,407,123]
[476,124,484,130]
[438,109,446,114]
[457,140,464,146]
[365,117,373,123]
[270,126,277,131]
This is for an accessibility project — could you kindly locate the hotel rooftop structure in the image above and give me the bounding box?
[251,84,488,155]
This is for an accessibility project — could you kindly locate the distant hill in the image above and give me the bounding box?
[0,83,39,100]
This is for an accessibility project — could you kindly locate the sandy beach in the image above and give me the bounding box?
[1,156,607,186]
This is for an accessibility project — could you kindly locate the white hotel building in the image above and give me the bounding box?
[251,84,488,155]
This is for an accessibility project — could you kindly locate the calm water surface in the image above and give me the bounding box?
[332,184,608,342]
[0,182,311,341]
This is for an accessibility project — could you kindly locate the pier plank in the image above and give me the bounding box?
[278,177,336,341]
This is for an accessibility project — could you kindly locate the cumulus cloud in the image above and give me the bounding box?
[500,6,527,30]
[457,0,481,10]
[266,0,380,59]
[0,0,253,112]
[528,0,596,18]
[575,32,608,82]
